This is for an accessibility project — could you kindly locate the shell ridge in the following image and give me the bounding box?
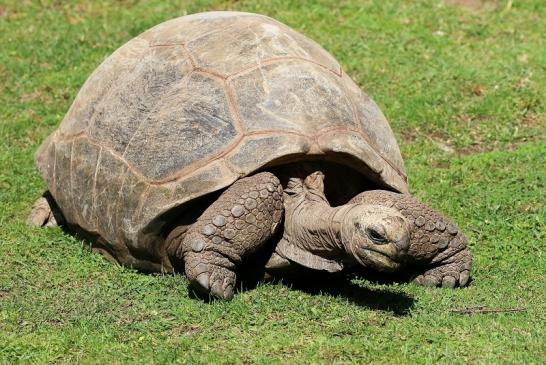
[89,147,103,231]
[134,185,152,227]
[68,139,78,223]
[112,167,132,243]
[192,67,227,80]
[223,79,244,133]
[179,43,198,68]
[318,128,406,180]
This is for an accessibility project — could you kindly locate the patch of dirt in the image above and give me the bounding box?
[428,131,457,154]
[170,324,200,337]
[520,112,542,129]
[20,88,54,105]
[400,126,543,159]
[1,1,31,20]
[457,143,489,155]
[433,136,541,162]
[114,317,134,326]
[28,109,42,123]
[445,0,488,11]
[267,312,286,321]
[0,289,10,299]
[399,130,418,142]
[47,318,63,326]
[400,128,458,154]
[20,90,43,103]
[472,85,485,96]
[430,160,451,169]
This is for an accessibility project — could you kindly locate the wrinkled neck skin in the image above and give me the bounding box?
[284,197,356,262]
[281,173,360,268]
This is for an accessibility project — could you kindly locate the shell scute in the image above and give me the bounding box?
[226,134,312,174]
[88,46,192,155]
[340,73,405,172]
[231,61,354,134]
[52,140,73,217]
[122,72,238,180]
[116,170,149,248]
[59,37,149,136]
[186,16,340,76]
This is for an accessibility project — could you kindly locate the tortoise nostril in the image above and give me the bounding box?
[395,237,410,251]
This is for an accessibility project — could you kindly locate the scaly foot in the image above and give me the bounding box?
[413,248,472,288]
[179,172,284,300]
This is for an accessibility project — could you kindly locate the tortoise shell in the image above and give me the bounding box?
[35,11,408,271]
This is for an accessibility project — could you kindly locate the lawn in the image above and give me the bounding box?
[0,0,544,364]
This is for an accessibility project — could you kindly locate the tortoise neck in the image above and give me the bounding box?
[285,199,352,258]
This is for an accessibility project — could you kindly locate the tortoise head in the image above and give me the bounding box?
[339,204,410,272]
[343,190,472,286]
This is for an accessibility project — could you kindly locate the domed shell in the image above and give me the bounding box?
[35,12,408,271]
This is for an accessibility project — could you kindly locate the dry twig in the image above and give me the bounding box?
[450,306,526,315]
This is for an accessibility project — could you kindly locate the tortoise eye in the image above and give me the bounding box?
[367,228,386,244]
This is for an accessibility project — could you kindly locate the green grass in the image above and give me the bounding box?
[1,0,545,363]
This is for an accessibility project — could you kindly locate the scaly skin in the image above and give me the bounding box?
[176,172,284,300]
[350,190,472,287]
[27,191,64,228]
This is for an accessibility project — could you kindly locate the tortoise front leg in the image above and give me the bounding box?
[173,172,284,300]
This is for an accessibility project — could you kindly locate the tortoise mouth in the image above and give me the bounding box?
[353,245,402,272]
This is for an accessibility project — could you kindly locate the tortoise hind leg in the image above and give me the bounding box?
[172,172,284,300]
[27,191,65,227]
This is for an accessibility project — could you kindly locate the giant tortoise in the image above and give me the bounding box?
[29,11,472,300]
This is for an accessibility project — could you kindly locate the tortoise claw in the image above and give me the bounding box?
[190,264,236,300]
[413,248,471,288]
[195,272,210,291]
[441,276,457,288]
[209,267,236,300]
[413,264,470,288]
[459,270,470,287]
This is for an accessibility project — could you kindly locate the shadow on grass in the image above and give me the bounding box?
[188,274,414,316]
[271,275,414,316]
[185,247,415,314]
